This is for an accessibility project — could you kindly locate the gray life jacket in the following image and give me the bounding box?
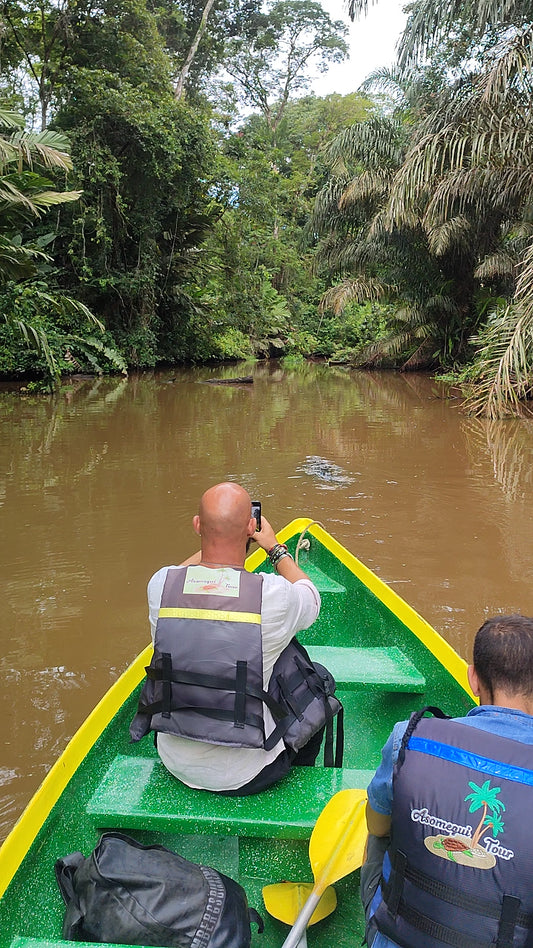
[373,708,533,948]
[129,565,343,764]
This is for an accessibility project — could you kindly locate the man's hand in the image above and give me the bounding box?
[251,514,277,552]
[252,514,314,586]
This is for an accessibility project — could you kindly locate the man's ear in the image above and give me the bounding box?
[246,517,256,537]
[193,514,201,537]
[467,664,481,697]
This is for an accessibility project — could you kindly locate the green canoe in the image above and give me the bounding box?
[0,519,474,948]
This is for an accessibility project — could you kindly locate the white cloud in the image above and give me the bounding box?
[311,0,408,96]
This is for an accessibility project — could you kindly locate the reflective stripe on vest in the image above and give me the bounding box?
[133,565,267,748]
[159,607,261,624]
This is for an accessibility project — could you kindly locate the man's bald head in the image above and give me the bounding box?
[195,482,254,548]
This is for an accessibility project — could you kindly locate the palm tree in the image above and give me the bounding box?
[0,108,114,382]
[0,108,82,279]
[464,779,505,847]
[313,77,469,369]
[315,0,533,412]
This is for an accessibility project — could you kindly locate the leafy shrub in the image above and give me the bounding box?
[211,328,254,360]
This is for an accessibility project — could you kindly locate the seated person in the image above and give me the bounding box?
[361,613,533,948]
[130,482,332,795]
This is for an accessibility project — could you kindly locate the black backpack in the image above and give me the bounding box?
[266,639,344,767]
[55,832,264,947]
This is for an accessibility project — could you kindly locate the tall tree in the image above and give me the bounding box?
[224,0,349,133]
[318,0,533,413]
[200,92,375,360]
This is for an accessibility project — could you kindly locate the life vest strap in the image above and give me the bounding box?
[234,661,247,729]
[394,898,493,948]
[497,896,522,948]
[145,663,287,720]
[382,852,533,938]
[137,698,267,735]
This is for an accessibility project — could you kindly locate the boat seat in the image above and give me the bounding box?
[10,941,102,948]
[306,646,426,692]
[86,755,373,839]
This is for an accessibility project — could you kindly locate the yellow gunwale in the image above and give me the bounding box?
[0,643,152,899]
[247,518,472,702]
[0,517,472,900]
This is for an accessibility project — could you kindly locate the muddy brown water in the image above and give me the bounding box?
[2,362,533,842]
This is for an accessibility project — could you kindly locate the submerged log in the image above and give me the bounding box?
[203,375,254,385]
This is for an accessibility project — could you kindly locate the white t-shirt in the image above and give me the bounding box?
[147,565,321,790]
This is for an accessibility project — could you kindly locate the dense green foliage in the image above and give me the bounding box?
[315,0,533,414]
[0,0,360,380]
[2,0,533,413]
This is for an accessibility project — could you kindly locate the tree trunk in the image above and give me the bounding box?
[471,803,488,847]
[174,0,217,102]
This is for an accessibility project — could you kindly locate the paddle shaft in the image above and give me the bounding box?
[280,889,321,948]
[278,791,368,948]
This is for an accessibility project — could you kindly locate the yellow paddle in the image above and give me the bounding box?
[272,788,368,948]
[263,882,337,947]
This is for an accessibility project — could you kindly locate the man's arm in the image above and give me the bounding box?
[253,516,311,584]
[366,802,392,837]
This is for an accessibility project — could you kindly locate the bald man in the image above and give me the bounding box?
[130,483,323,794]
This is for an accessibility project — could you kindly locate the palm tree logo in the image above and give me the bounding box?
[423,779,506,868]
[465,780,505,848]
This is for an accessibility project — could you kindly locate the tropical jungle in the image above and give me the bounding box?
[1,0,532,416]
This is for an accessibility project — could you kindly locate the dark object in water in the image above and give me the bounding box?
[204,376,254,385]
[298,456,354,487]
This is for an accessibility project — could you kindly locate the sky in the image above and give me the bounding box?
[310,0,408,96]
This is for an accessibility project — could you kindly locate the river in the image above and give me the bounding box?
[2,362,533,841]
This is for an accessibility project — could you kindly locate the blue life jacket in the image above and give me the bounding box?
[130,565,342,762]
[373,710,533,948]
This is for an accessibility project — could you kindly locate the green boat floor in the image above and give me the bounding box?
[306,645,426,692]
[87,755,374,836]
[9,869,365,947]
[0,527,475,948]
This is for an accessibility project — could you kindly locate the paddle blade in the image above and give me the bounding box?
[262,882,337,927]
[309,788,367,889]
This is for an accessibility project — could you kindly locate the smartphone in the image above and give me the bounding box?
[251,500,261,532]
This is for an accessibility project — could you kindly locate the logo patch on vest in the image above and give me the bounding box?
[413,779,514,869]
[183,565,241,596]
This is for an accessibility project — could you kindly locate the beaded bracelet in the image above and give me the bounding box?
[267,543,294,568]
[273,551,293,569]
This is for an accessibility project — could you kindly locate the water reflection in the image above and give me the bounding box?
[2,365,533,842]
[462,417,533,501]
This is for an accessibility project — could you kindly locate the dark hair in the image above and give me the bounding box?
[473,614,533,700]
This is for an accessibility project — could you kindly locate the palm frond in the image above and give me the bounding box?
[319,276,390,313]
[338,169,393,210]
[0,110,25,130]
[396,0,528,69]
[474,252,516,281]
[466,241,533,415]
[466,303,533,416]
[326,117,407,170]
[426,215,472,255]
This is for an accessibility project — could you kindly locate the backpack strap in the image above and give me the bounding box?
[395,706,450,774]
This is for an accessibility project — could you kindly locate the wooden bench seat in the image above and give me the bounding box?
[86,755,372,839]
[306,646,426,692]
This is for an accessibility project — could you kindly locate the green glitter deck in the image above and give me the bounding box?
[0,523,473,948]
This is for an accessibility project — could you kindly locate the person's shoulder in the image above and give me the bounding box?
[147,564,181,596]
